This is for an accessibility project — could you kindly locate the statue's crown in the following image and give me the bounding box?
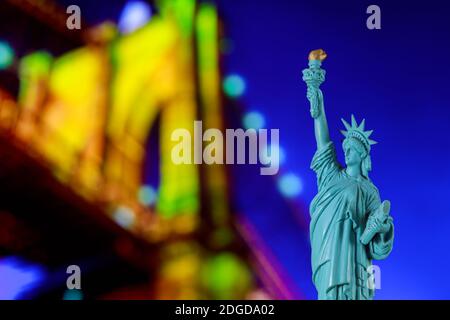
[341,115,377,152]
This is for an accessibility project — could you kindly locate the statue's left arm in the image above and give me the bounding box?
[368,216,394,260]
[363,197,395,260]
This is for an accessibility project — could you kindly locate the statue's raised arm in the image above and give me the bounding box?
[302,49,330,150]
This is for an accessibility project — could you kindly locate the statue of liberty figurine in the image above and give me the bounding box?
[302,49,394,300]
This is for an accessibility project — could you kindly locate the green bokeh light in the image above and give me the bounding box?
[202,252,252,299]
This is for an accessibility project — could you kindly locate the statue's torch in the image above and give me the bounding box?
[302,49,327,118]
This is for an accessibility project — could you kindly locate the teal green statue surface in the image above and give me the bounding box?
[302,49,394,300]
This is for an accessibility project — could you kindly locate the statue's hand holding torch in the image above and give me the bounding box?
[302,49,327,119]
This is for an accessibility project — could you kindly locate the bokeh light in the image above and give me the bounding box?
[202,252,252,300]
[0,257,45,300]
[243,111,265,130]
[63,289,84,300]
[0,41,14,70]
[113,206,136,229]
[138,185,157,206]
[223,74,246,98]
[277,173,303,198]
[19,51,52,78]
[118,1,152,34]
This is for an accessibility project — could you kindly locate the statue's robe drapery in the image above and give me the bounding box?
[310,142,394,300]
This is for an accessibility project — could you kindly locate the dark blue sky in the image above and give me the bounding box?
[218,0,450,299]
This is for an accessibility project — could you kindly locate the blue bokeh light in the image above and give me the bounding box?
[277,173,303,198]
[138,185,157,206]
[118,1,152,34]
[0,257,45,300]
[243,111,266,130]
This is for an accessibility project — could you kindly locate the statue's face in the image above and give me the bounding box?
[344,145,362,167]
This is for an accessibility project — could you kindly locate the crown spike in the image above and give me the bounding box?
[358,119,366,131]
[342,115,377,150]
[351,114,357,128]
[341,118,351,131]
